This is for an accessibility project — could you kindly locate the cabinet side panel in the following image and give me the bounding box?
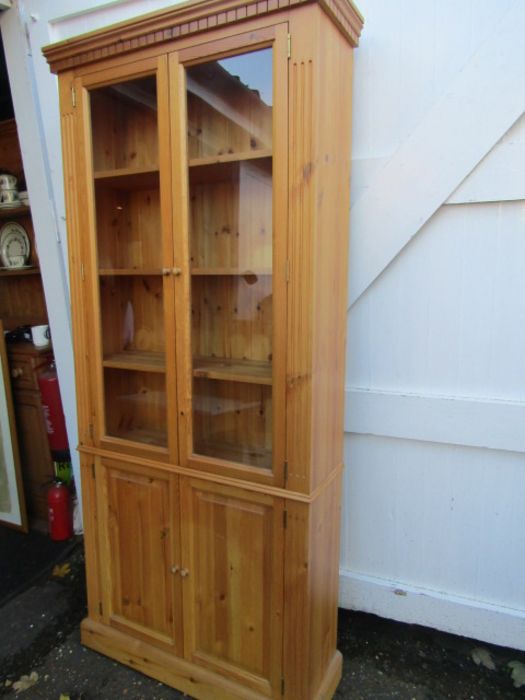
[311,12,354,489]
[308,473,342,696]
[286,11,318,493]
[283,500,312,699]
[283,473,343,699]
[80,455,103,622]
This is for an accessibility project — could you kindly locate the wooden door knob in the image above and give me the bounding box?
[11,367,23,378]
[171,565,180,574]
[180,568,189,577]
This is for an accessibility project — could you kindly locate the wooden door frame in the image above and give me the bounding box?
[73,55,179,465]
[179,476,285,697]
[170,22,289,488]
[0,320,28,531]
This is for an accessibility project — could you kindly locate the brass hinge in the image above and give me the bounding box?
[287,34,291,60]
[98,601,103,616]
[281,677,285,695]
[284,460,288,484]
[283,509,287,529]
[71,86,76,108]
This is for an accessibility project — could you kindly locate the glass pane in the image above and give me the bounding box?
[90,76,167,448]
[187,49,272,159]
[186,48,274,470]
[104,369,167,447]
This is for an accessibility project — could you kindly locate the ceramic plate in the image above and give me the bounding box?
[0,221,30,268]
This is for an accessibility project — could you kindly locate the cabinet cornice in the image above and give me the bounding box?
[43,0,363,74]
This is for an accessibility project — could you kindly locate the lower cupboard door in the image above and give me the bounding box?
[96,458,182,653]
[180,477,284,697]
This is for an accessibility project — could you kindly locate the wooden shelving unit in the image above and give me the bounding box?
[0,119,54,522]
[0,204,30,219]
[45,1,363,697]
[193,356,272,385]
[0,266,39,277]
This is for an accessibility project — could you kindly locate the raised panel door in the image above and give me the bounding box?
[95,457,182,653]
[12,389,53,520]
[180,477,284,697]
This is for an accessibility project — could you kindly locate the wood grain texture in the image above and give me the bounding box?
[0,120,23,182]
[95,457,183,654]
[82,617,275,700]
[286,8,353,492]
[59,72,97,447]
[95,186,162,270]
[193,377,272,470]
[7,345,53,521]
[43,0,363,74]
[283,473,342,698]
[10,389,53,520]
[0,121,48,332]
[79,455,103,622]
[103,368,167,447]
[309,11,353,489]
[180,477,283,696]
[79,443,342,506]
[286,13,316,492]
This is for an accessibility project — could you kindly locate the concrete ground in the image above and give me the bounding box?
[1,542,525,699]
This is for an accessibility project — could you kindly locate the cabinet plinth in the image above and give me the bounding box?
[45,0,362,697]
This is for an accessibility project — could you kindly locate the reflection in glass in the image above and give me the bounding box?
[186,48,274,469]
[90,75,167,448]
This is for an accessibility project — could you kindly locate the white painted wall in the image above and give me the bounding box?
[3,0,525,650]
[343,0,525,650]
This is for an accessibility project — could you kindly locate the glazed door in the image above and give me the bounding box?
[180,477,284,697]
[171,25,288,485]
[79,56,178,460]
[95,457,183,653]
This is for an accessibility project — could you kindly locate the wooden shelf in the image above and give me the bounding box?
[0,204,30,219]
[107,427,167,448]
[193,439,271,470]
[99,268,163,276]
[2,316,48,332]
[191,267,272,276]
[193,356,272,385]
[94,166,159,190]
[103,350,165,373]
[0,266,39,277]
[189,149,272,168]
[189,152,271,184]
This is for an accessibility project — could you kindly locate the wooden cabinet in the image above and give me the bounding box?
[181,478,284,696]
[44,0,363,697]
[0,121,49,331]
[0,120,54,522]
[95,459,182,651]
[7,343,53,522]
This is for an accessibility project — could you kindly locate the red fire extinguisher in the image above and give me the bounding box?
[48,481,72,541]
[38,364,69,453]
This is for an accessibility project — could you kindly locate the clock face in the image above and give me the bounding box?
[0,222,30,268]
